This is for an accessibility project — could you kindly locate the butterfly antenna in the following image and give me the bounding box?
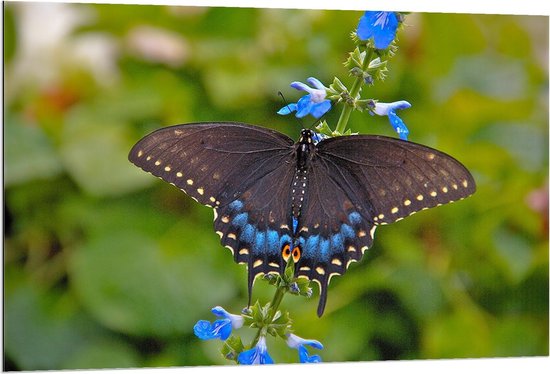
[278,91,304,129]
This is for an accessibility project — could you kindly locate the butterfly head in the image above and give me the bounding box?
[299,129,315,144]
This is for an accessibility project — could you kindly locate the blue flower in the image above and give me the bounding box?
[311,131,329,144]
[277,77,332,119]
[357,11,399,49]
[193,306,244,341]
[372,100,411,140]
[286,333,323,363]
[237,336,274,365]
[211,306,244,328]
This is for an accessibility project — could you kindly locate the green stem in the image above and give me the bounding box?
[335,48,375,134]
[250,284,287,347]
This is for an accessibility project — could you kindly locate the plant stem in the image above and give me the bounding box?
[250,284,286,347]
[335,47,375,134]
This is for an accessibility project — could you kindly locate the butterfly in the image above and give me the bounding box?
[128,122,476,316]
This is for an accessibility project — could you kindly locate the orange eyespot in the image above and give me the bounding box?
[282,244,291,261]
[291,246,301,262]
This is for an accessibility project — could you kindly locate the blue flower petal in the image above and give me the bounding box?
[311,131,328,144]
[298,345,322,363]
[238,337,274,365]
[193,320,214,340]
[278,77,332,119]
[277,103,297,115]
[295,95,314,118]
[193,318,232,341]
[286,333,323,363]
[290,81,311,92]
[306,77,326,90]
[309,100,332,118]
[388,110,409,140]
[357,11,399,49]
[211,306,244,329]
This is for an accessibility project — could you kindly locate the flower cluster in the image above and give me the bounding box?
[193,303,323,364]
[278,10,410,140]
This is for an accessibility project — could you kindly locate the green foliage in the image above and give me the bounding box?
[3,3,548,370]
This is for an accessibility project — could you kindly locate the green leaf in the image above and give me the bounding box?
[4,116,63,187]
[68,230,236,337]
[492,224,534,282]
[423,308,490,358]
[60,109,154,196]
[4,282,111,370]
[60,339,140,369]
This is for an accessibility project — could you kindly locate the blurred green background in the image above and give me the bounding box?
[3,2,548,370]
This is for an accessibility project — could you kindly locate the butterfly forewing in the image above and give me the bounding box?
[317,135,476,225]
[129,122,294,207]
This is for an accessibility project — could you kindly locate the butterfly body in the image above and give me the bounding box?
[129,122,475,316]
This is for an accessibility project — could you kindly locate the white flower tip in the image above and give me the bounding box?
[290,81,309,91]
[306,77,326,90]
[373,100,411,115]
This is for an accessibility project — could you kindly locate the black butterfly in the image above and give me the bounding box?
[128,122,475,316]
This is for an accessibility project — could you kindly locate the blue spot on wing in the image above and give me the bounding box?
[340,224,355,239]
[241,224,256,244]
[266,230,279,255]
[348,212,362,225]
[304,235,319,257]
[330,233,344,252]
[280,234,292,248]
[228,200,244,212]
[319,238,330,261]
[232,212,248,228]
[253,231,265,254]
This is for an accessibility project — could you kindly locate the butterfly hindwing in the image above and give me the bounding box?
[212,158,296,300]
[294,149,378,316]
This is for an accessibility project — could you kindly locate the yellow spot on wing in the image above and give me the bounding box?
[253,259,263,268]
